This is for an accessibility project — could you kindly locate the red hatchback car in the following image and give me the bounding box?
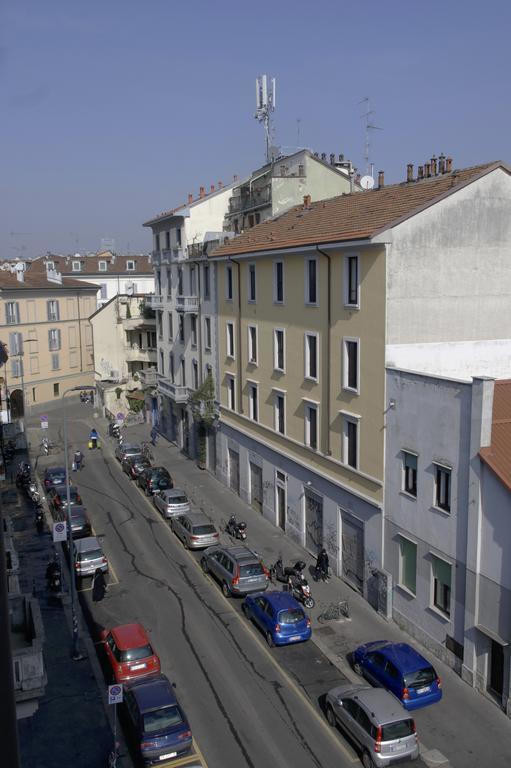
[100,623,160,683]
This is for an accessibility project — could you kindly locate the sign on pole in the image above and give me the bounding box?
[52,521,67,542]
[108,684,123,705]
[40,415,49,429]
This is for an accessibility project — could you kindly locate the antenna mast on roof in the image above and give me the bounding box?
[359,97,382,180]
[255,75,277,163]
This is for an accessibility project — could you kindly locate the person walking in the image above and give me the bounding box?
[315,548,330,582]
[73,449,84,471]
[150,425,158,446]
[92,568,107,602]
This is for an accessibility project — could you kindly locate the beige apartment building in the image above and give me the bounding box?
[0,266,97,413]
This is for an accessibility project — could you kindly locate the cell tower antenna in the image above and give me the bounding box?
[255,74,277,163]
[358,97,382,178]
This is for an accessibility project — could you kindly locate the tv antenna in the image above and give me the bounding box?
[359,97,382,181]
[255,74,277,163]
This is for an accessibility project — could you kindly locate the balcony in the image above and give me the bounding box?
[152,248,187,266]
[148,294,164,309]
[10,594,47,717]
[176,295,199,313]
[157,376,189,403]
[125,345,157,364]
[138,368,158,387]
[227,185,272,215]
[122,316,156,331]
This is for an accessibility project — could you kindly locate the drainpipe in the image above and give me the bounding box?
[196,259,202,385]
[228,257,242,413]
[315,246,331,457]
[77,291,83,372]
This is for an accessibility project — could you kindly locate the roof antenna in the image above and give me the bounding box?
[255,75,277,163]
[358,97,382,190]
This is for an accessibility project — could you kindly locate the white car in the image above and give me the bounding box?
[153,488,191,519]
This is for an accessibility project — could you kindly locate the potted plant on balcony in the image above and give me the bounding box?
[188,371,217,470]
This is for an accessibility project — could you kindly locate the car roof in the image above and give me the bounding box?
[127,674,178,712]
[110,623,150,650]
[185,512,213,525]
[256,591,303,611]
[218,544,260,563]
[329,684,412,724]
[69,505,88,518]
[45,467,66,475]
[74,536,101,552]
[53,484,79,493]
[163,488,187,499]
[365,641,433,674]
[148,466,169,475]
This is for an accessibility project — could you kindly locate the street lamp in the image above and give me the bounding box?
[62,385,96,660]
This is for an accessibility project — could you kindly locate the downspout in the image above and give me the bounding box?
[77,291,83,372]
[196,259,202,385]
[228,256,242,413]
[315,246,331,457]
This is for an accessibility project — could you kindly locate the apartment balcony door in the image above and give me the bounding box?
[229,449,240,495]
[489,640,504,699]
[305,489,323,555]
[276,471,286,530]
[250,462,263,514]
[341,510,364,593]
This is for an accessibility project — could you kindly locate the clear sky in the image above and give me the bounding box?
[2,0,510,260]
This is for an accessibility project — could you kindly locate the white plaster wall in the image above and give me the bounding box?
[84,275,155,306]
[185,187,234,244]
[386,168,511,345]
[91,300,126,380]
[386,339,511,381]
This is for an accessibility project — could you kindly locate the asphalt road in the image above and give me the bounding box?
[40,409,370,768]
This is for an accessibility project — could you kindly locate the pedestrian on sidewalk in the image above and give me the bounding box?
[150,425,158,446]
[92,568,107,602]
[315,548,330,582]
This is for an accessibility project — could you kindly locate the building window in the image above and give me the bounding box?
[249,383,258,422]
[274,329,285,372]
[159,350,164,375]
[169,353,175,383]
[402,451,418,497]
[72,261,81,272]
[5,301,20,324]
[204,317,212,350]
[345,254,359,307]
[274,261,284,303]
[305,403,318,450]
[176,228,182,247]
[166,268,171,297]
[126,260,135,271]
[343,338,359,392]
[11,357,23,378]
[99,261,107,272]
[51,353,60,371]
[227,375,236,410]
[342,413,359,469]
[226,322,235,358]
[165,231,170,250]
[248,264,256,302]
[191,315,197,347]
[191,359,198,390]
[274,392,285,435]
[304,333,318,380]
[47,300,60,321]
[178,315,184,342]
[431,555,451,617]
[8,332,23,355]
[190,266,197,296]
[398,537,417,595]
[180,358,186,386]
[203,264,210,300]
[155,233,160,251]
[306,258,317,304]
[32,386,36,401]
[248,325,258,364]
[46,261,54,270]
[48,329,61,351]
[434,464,451,513]
[53,383,59,397]
[100,283,107,299]
[226,265,233,300]
[168,312,173,341]
[177,268,183,295]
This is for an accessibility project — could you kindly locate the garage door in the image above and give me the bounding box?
[341,511,364,593]
[229,449,240,495]
[305,490,323,554]
[250,462,263,513]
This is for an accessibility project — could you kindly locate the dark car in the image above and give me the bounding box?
[137,467,173,495]
[54,504,91,539]
[123,674,192,765]
[43,467,67,489]
[115,442,142,463]
[47,484,82,512]
[122,454,151,480]
[353,641,442,711]
[242,591,311,647]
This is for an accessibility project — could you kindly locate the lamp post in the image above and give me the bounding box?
[62,385,95,660]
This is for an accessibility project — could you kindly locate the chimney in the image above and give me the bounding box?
[303,194,312,209]
[445,156,453,172]
[330,153,335,165]
[199,186,205,198]
[218,180,223,188]
[210,184,215,193]
[188,193,193,204]
[425,162,432,178]
[406,163,414,182]
[431,155,437,176]
[339,153,344,162]
[438,154,446,174]
[321,152,327,162]
[233,174,238,181]
[418,165,424,180]
[377,170,385,189]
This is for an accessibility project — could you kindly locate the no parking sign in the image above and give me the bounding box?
[108,684,123,705]
[52,521,67,542]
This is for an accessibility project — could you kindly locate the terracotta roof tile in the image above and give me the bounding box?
[479,380,511,491]
[210,162,504,258]
[29,253,153,276]
[0,271,97,291]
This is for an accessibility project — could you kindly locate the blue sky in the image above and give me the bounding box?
[2,0,510,259]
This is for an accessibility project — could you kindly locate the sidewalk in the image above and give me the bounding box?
[104,418,511,768]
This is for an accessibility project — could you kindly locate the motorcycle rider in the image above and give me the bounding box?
[315,548,330,582]
[89,427,99,449]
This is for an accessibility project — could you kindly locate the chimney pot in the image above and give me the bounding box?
[378,170,385,188]
[339,153,344,161]
[188,193,193,204]
[321,152,327,161]
[406,163,414,182]
[210,184,215,193]
[446,156,453,172]
[303,194,312,209]
[233,174,238,181]
[438,154,446,174]
[218,180,223,188]
[424,162,431,178]
[431,155,437,176]
[330,153,335,165]
[418,165,424,180]
[199,186,205,198]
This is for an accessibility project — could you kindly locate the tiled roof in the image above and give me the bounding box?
[210,161,504,258]
[479,380,511,492]
[29,253,153,276]
[0,271,97,291]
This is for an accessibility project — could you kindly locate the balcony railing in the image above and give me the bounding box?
[228,185,272,215]
[152,248,187,265]
[157,375,189,403]
[125,345,157,363]
[148,294,164,309]
[176,295,199,313]
[138,368,158,387]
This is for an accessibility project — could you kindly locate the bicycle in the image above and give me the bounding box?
[317,600,350,623]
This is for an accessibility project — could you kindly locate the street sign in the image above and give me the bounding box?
[116,412,124,422]
[52,521,67,542]
[108,684,123,705]
[41,415,49,429]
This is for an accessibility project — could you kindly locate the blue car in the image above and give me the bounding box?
[242,590,312,647]
[353,640,442,710]
[123,674,192,765]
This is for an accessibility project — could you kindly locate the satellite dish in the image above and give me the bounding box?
[360,175,375,190]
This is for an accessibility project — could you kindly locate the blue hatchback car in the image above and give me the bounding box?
[123,674,193,765]
[353,641,442,710]
[242,590,312,647]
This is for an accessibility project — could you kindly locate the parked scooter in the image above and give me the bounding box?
[16,462,31,487]
[41,436,53,455]
[226,514,247,541]
[270,558,307,584]
[287,571,315,609]
[46,555,62,592]
[108,422,121,439]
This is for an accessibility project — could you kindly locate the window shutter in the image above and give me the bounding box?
[57,329,61,349]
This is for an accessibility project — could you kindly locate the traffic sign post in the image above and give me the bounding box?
[52,521,67,543]
[108,684,123,768]
[40,415,49,429]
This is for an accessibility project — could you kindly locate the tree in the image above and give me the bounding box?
[188,372,217,468]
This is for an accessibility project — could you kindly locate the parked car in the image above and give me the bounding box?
[73,536,108,578]
[43,467,67,489]
[201,544,269,597]
[353,641,442,710]
[100,623,160,684]
[55,504,92,539]
[47,484,82,512]
[242,591,311,647]
[123,674,193,765]
[122,454,151,480]
[137,467,173,495]
[325,683,419,767]
[153,489,190,519]
[171,512,219,549]
[115,443,142,463]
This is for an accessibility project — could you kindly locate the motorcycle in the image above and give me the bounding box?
[26,480,39,499]
[46,557,62,592]
[16,462,31,487]
[226,514,247,541]
[41,437,53,456]
[108,422,121,439]
[287,571,315,609]
[270,558,306,584]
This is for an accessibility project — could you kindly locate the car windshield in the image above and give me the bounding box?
[278,608,305,625]
[118,643,153,662]
[143,705,182,734]
[80,549,102,562]
[381,719,415,740]
[192,524,216,535]
[48,472,65,482]
[168,496,187,505]
[404,667,436,687]
[239,563,264,577]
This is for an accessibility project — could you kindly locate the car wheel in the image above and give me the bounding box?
[201,558,209,574]
[326,706,336,728]
[241,603,250,619]
[222,582,231,598]
[266,631,274,648]
[183,538,189,550]
[353,660,364,676]
[362,751,374,768]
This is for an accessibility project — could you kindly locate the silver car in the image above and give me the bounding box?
[114,443,142,462]
[153,488,190,519]
[171,512,219,549]
[325,684,419,767]
[201,545,269,597]
[73,536,108,578]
